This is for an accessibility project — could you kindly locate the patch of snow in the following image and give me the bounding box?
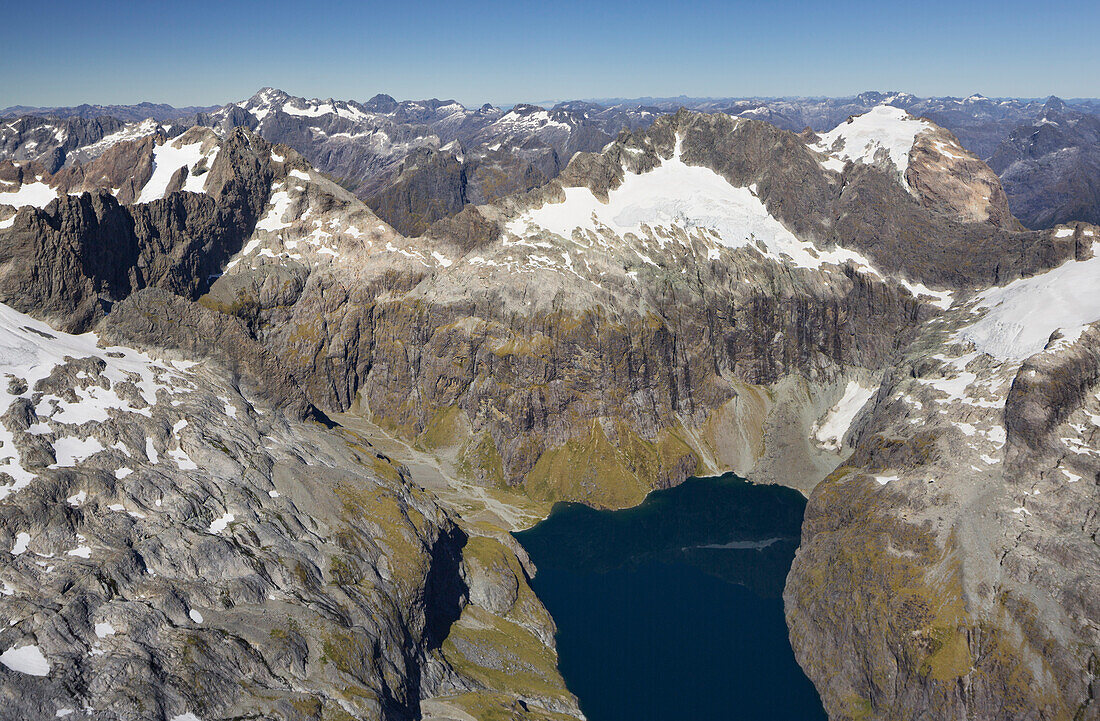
[208,512,234,534]
[50,436,104,467]
[66,546,91,559]
[875,475,899,485]
[508,136,884,272]
[0,644,49,676]
[11,532,30,555]
[814,106,932,187]
[0,181,57,209]
[145,438,159,464]
[168,447,198,470]
[814,380,876,451]
[94,622,115,639]
[136,140,206,203]
[80,119,159,157]
[188,609,203,624]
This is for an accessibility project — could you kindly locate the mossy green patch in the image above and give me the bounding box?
[417,404,471,451]
[522,419,698,509]
[441,605,570,703]
[445,692,579,721]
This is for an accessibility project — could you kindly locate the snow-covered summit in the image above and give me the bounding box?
[813,105,934,182]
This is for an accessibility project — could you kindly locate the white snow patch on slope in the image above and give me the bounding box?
[136,140,206,203]
[0,182,57,209]
[507,134,953,313]
[51,436,104,467]
[11,532,30,555]
[208,512,234,534]
[814,380,876,451]
[254,188,293,232]
[182,147,218,193]
[814,106,932,186]
[0,644,49,676]
[80,119,159,157]
[960,255,1100,360]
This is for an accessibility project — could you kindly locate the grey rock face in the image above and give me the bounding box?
[0,293,465,720]
[0,290,579,720]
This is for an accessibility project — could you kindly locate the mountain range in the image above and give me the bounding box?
[4,88,1099,235]
[0,93,1099,720]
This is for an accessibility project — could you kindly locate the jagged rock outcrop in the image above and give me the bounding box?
[0,128,280,332]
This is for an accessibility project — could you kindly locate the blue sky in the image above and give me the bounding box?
[4,0,1098,107]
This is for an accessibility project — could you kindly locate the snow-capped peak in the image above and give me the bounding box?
[813,105,933,185]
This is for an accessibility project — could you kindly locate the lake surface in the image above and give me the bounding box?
[513,473,826,721]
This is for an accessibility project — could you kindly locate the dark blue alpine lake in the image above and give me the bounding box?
[513,473,826,721]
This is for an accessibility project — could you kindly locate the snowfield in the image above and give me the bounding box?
[0,644,49,676]
[0,181,58,209]
[505,135,955,309]
[960,255,1100,360]
[815,380,877,451]
[136,138,216,203]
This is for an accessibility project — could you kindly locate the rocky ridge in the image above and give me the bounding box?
[11,89,1098,237]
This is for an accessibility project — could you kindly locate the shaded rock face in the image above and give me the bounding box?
[368,147,469,236]
[0,128,278,332]
[0,115,129,173]
[784,278,1100,720]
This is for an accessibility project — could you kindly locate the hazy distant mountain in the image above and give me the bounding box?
[1,101,218,123]
[2,89,1097,233]
[989,97,1100,228]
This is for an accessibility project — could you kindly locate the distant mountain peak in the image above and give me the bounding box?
[1041,95,1068,115]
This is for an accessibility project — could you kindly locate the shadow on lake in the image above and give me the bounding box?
[513,473,826,721]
